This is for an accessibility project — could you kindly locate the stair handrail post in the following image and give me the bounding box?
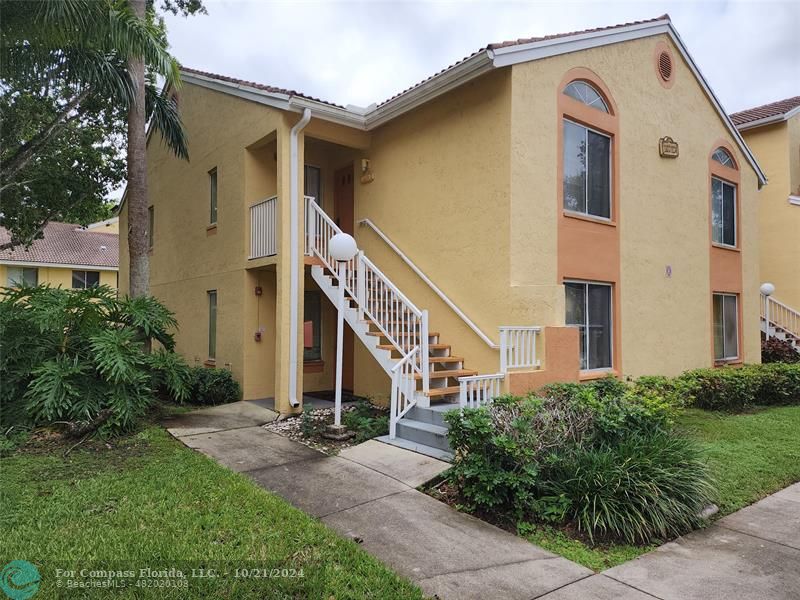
[306,196,316,256]
[356,251,366,321]
[421,310,430,395]
[499,327,508,373]
[390,366,399,439]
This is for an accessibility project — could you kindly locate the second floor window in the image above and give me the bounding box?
[72,270,100,289]
[563,119,611,219]
[209,168,218,225]
[711,177,736,247]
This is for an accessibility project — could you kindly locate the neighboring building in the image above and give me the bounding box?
[119,15,766,454]
[731,97,800,348]
[0,220,119,290]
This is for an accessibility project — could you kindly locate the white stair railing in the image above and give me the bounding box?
[249,196,277,258]
[761,294,800,339]
[389,347,420,439]
[459,373,504,409]
[499,326,541,371]
[306,198,430,398]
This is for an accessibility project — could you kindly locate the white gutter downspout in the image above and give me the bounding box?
[288,108,312,408]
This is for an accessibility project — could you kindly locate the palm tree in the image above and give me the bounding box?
[1,0,188,278]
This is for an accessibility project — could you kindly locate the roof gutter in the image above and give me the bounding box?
[288,108,312,409]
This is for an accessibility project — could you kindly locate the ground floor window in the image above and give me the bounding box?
[565,280,613,370]
[7,266,38,287]
[713,293,738,360]
[72,270,100,289]
[304,291,322,362]
[208,290,217,360]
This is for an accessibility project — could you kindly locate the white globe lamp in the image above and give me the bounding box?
[329,233,358,263]
[760,282,775,297]
[761,282,775,339]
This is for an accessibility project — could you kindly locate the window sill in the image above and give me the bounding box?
[579,368,617,381]
[303,360,325,373]
[711,242,739,252]
[714,358,742,367]
[563,210,616,227]
[203,359,217,368]
[206,224,218,236]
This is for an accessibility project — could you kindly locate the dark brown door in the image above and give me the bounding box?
[334,165,355,391]
[334,165,355,235]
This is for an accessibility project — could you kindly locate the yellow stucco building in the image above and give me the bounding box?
[732,97,800,348]
[119,16,767,455]
[1,220,119,291]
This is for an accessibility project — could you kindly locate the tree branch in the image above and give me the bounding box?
[2,88,90,181]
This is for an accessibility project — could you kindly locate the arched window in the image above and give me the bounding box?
[563,81,609,113]
[711,147,736,168]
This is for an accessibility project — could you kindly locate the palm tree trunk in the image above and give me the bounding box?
[127,0,149,298]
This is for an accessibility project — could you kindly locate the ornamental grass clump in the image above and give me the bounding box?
[0,284,191,434]
[445,379,715,545]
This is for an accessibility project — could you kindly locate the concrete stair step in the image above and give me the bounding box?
[375,435,453,462]
[407,404,459,428]
[395,419,451,453]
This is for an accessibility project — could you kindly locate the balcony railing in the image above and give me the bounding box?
[249,196,277,259]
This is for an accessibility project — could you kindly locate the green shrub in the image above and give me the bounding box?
[0,285,189,433]
[446,388,710,543]
[187,367,241,405]
[544,431,715,544]
[679,363,800,411]
[342,400,389,443]
[761,338,800,364]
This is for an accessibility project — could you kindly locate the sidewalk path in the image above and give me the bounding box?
[165,404,591,599]
[166,403,800,600]
[542,482,800,600]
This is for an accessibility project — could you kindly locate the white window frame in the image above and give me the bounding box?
[711,176,737,248]
[562,118,613,221]
[209,168,218,225]
[564,279,614,373]
[713,292,739,361]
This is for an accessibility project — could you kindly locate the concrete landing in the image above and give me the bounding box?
[338,439,450,487]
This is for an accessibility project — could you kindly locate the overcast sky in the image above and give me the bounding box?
[162,0,798,114]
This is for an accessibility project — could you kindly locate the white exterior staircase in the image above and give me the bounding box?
[306,198,540,459]
[761,293,800,350]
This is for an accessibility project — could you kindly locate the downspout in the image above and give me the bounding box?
[288,108,312,408]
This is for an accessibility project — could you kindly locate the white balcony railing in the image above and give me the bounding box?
[499,326,541,371]
[761,293,800,339]
[249,196,277,259]
[459,373,504,409]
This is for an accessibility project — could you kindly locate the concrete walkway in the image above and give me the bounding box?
[165,404,592,599]
[543,482,800,600]
[166,403,800,600]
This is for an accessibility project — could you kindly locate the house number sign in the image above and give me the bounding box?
[659,136,679,158]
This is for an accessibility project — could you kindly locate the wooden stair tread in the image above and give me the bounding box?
[377,343,450,351]
[415,369,477,380]
[428,356,464,363]
[365,331,440,338]
[425,386,461,397]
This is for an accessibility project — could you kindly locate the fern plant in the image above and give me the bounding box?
[0,284,191,433]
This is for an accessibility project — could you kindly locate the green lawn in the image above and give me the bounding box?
[0,427,423,599]
[519,405,800,571]
[677,405,800,515]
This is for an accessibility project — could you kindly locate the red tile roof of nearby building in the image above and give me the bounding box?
[730,96,800,126]
[0,222,119,268]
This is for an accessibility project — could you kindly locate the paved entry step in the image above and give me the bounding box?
[376,435,454,463]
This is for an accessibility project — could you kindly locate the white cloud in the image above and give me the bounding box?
[163,0,799,112]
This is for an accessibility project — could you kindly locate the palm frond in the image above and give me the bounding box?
[146,83,188,160]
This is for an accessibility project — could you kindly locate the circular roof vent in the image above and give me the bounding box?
[658,51,673,82]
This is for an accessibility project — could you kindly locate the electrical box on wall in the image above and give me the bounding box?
[254,326,264,342]
[255,286,262,296]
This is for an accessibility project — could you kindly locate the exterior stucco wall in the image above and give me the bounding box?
[743,118,800,311]
[353,69,514,400]
[510,33,760,379]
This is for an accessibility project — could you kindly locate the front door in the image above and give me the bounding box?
[334,164,355,391]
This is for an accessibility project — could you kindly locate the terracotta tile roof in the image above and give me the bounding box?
[377,15,670,107]
[179,66,346,109]
[730,96,800,126]
[0,222,119,268]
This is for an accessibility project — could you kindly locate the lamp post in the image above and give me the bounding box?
[323,232,358,441]
[761,282,775,338]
